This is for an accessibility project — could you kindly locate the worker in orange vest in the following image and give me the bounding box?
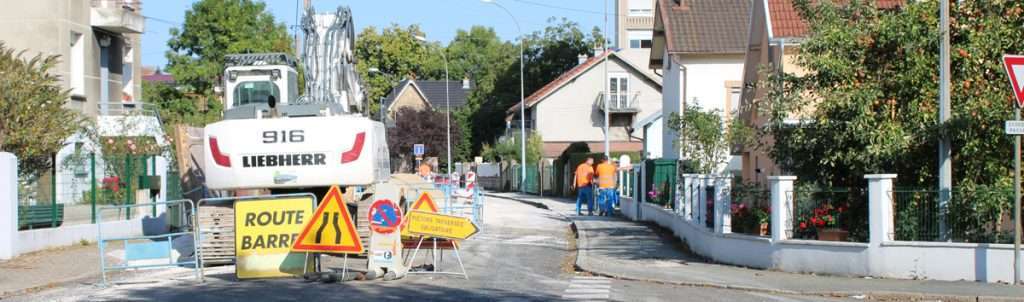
[571,157,595,215]
[595,155,618,216]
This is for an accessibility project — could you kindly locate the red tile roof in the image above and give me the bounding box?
[767,0,903,38]
[506,50,613,115]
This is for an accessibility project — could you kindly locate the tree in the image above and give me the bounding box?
[142,80,221,127]
[355,24,442,119]
[474,18,604,152]
[481,132,543,164]
[387,107,464,171]
[765,0,1024,189]
[668,104,752,174]
[165,0,293,116]
[0,43,81,177]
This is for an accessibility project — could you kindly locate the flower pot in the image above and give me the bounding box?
[817,228,848,241]
[758,223,769,236]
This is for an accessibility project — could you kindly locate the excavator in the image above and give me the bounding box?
[192,4,422,280]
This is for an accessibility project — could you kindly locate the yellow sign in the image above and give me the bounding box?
[406,210,479,240]
[292,186,364,254]
[234,196,315,279]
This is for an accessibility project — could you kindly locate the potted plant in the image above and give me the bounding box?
[813,203,848,241]
[753,207,770,236]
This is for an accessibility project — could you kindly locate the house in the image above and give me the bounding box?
[737,0,903,185]
[506,49,662,160]
[649,0,751,174]
[0,1,169,211]
[381,78,471,123]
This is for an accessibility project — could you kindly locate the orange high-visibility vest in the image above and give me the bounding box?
[596,162,616,189]
[575,163,594,187]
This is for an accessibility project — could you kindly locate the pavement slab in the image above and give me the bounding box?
[487,192,1024,301]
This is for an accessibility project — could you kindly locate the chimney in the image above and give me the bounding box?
[578,54,588,65]
[462,77,471,90]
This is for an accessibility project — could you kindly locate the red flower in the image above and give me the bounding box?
[799,222,808,230]
[814,217,826,227]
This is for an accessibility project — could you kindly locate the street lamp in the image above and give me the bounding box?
[482,0,526,193]
[413,35,453,183]
[367,67,393,122]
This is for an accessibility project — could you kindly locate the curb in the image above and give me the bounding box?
[485,193,1024,302]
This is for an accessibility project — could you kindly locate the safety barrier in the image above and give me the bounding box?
[194,193,317,274]
[97,199,200,285]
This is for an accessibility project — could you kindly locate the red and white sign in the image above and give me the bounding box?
[1002,55,1024,108]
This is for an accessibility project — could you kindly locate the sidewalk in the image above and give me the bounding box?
[486,192,1024,301]
[0,242,114,298]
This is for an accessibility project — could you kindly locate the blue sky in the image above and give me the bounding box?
[142,0,613,68]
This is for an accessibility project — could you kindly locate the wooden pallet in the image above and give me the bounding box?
[197,204,235,265]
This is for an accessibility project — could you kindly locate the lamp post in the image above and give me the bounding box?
[482,0,526,193]
[367,67,393,122]
[414,35,452,182]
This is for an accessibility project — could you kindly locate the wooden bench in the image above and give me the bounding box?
[18,204,65,230]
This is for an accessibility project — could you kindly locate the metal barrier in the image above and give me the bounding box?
[97,199,200,286]
[194,193,317,277]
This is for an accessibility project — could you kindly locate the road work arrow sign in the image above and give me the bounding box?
[292,185,364,254]
[1002,55,1024,108]
[405,210,479,240]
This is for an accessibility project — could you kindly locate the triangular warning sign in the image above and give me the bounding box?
[293,186,364,254]
[1002,55,1024,108]
[411,192,439,213]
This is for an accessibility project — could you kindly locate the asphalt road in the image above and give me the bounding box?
[11,196,862,302]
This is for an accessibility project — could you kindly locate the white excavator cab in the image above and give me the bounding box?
[223,53,300,112]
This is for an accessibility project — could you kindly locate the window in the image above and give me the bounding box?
[729,86,742,118]
[233,81,281,107]
[70,31,84,98]
[628,0,654,16]
[122,44,134,102]
[627,30,653,49]
[608,73,629,109]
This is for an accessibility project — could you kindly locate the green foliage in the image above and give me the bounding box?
[165,0,293,115]
[472,18,604,153]
[667,104,752,174]
[142,81,221,127]
[356,24,442,119]
[387,107,464,167]
[480,133,543,164]
[766,0,1024,192]
[0,42,82,177]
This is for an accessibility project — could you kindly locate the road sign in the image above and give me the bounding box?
[405,210,480,240]
[368,199,402,234]
[412,192,439,213]
[413,144,425,156]
[1008,121,1024,135]
[1002,55,1024,108]
[234,195,316,279]
[292,186,364,254]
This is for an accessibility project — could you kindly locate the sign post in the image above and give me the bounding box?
[1002,54,1024,285]
[413,143,425,161]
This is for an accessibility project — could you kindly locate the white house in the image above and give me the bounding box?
[649,0,751,173]
[506,49,663,160]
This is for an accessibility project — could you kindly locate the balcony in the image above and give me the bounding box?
[595,92,641,114]
[90,0,144,34]
[96,102,165,145]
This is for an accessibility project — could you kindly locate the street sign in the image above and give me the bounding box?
[1007,121,1024,135]
[292,186,364,254]
[405,210,480,240]
[368,199,402,234]
[411,192,439,213]
[234,195,316,279]
[1002,55,1024,108]
[413,144,425,156]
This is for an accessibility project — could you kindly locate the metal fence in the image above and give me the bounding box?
[892,189,1016,243]
[730,188,771,236]
[789,188,868,242]
[18,153,172,230]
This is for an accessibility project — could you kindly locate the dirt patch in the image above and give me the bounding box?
[561,223,578,274]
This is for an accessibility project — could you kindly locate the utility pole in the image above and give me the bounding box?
[602,0,610,158]
[938,0,952,242]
